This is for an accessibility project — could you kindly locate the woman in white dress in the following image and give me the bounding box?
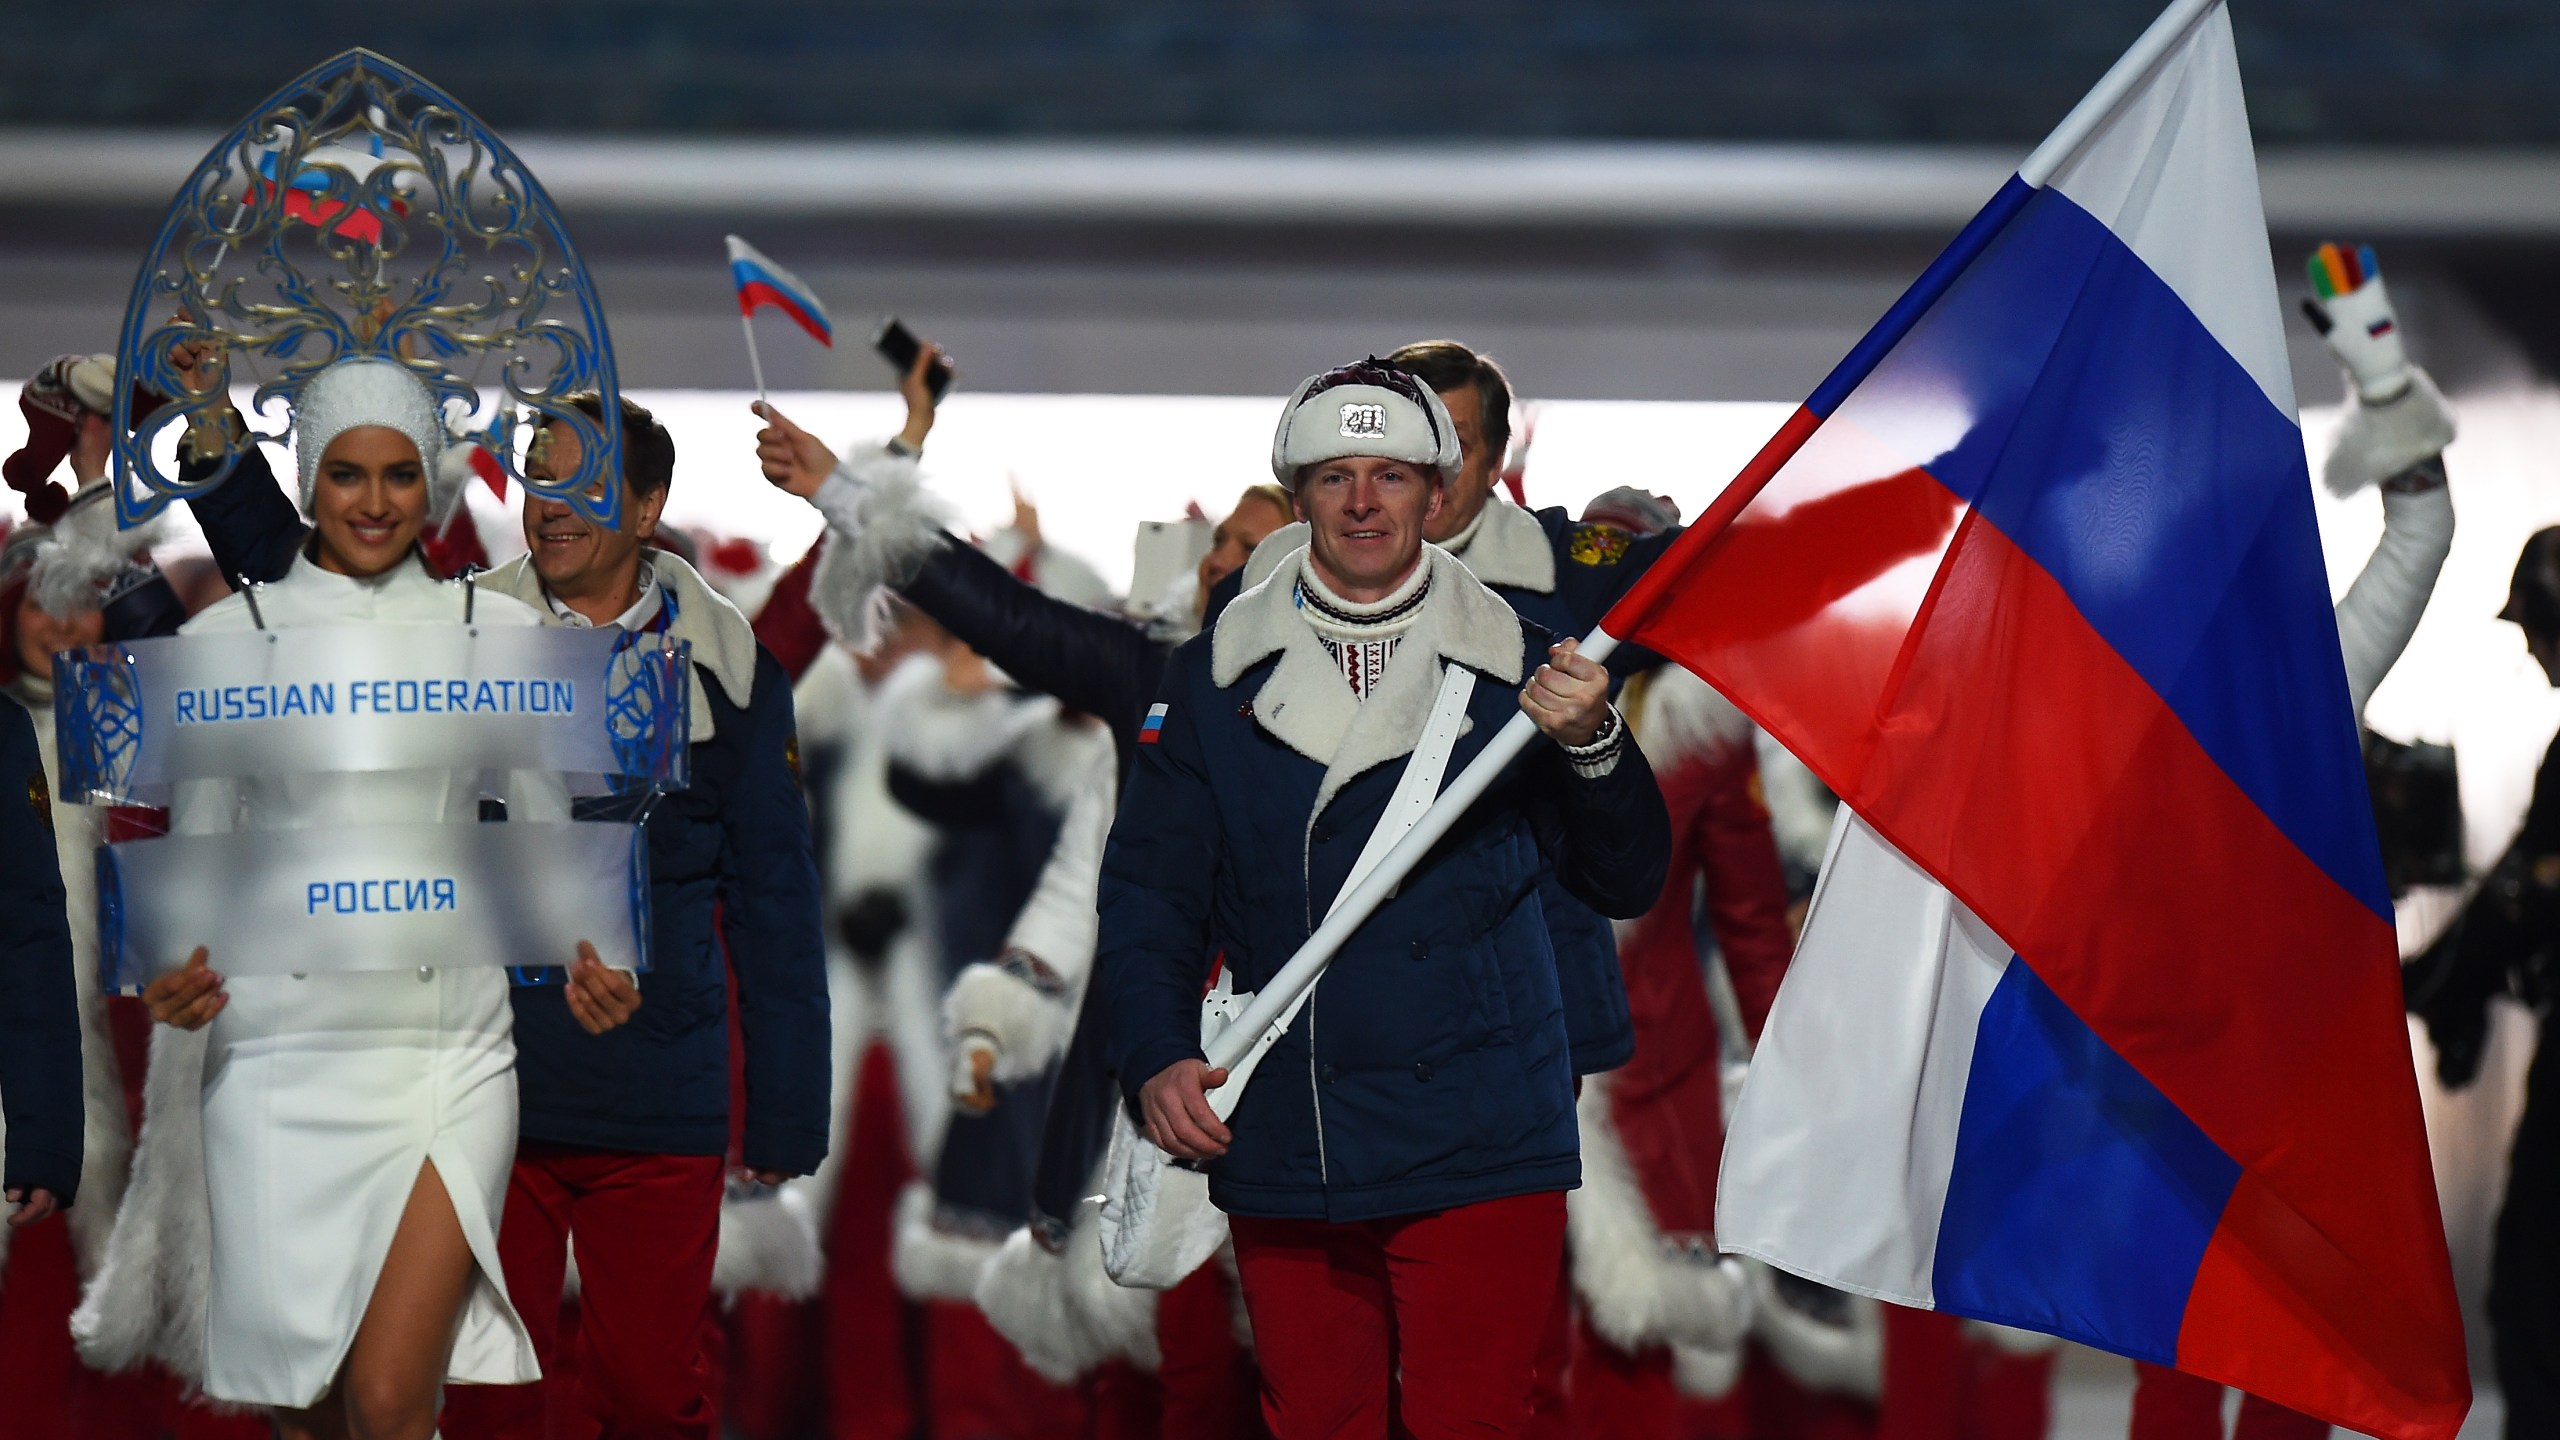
[139,357,638,1440]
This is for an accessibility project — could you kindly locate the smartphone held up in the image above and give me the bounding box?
[875,317,955,400]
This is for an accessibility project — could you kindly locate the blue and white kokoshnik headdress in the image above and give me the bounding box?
[109,48,627,528]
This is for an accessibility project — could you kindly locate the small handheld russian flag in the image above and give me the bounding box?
[726,235,833,347]
[725,234,833,406]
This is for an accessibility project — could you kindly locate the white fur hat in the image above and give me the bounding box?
[1270,359,1463,485]
[292,358,453,517]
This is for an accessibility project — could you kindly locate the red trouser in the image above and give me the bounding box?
[2129,1364,2326,1440]
[442,1141,726,1440]
[1229,1190,1568,1440]
[1155,1257,1264,1440]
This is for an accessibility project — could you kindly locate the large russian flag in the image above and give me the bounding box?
[1600,3,2467,1436]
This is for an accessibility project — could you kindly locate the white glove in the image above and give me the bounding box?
[2302,242,2456,495]
[2302,242,2411,403]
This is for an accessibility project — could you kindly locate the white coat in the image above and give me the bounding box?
[171,553,547,1407]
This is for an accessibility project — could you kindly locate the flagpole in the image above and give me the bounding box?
[739,311,770,408]
[2018,0,2224,187]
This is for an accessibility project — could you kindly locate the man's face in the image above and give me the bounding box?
[521,421,665,591]
[1197,490,1291,599]
[16,592,103,677]
[1426,385,1500,543]
[1292,455,1443,602]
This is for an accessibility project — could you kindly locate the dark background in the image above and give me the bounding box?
[8,0,2557,145]
[4,3,2558,397]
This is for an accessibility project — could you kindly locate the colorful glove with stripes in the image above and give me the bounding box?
[2301,243,2455,494]
[2302,242,2412,403]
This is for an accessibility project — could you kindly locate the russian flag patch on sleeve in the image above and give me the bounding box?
[1139,703,1168,744]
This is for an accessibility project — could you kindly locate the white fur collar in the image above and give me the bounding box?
[1452,498,1557,593]
[1213,542,1523,821]
[1236,521,1307,593]
[1238,499,1556,598]
[479,550,758,742]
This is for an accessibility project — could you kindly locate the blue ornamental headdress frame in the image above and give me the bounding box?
[109,49,625,528]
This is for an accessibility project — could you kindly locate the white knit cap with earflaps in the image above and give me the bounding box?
[291,357,464,519]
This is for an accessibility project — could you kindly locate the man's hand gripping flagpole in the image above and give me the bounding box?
[1199,0,2224,1083]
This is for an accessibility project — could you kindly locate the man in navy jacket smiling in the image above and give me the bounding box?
[1101,359,1670,1440]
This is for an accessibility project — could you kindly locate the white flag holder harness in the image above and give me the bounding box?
[1098,659,1481,1287]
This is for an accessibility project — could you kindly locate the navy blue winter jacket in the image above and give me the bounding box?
[185,453,831,1174]
[526,639,829,1173]
[0,699,80,1205]
[1102,554,1670,1221]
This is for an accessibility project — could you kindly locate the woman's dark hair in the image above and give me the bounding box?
[559,393,677,499]
[1385,339,1513,456]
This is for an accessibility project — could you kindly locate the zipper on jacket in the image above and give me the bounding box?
[1308,1001,1329,1184]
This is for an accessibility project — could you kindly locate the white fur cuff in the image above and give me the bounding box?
[711,1186,824,1301]
[944,962,1074,1084]
[2324,367,2456,497]
[1568,1077,1752,1353]
[974,1228,1092,1384]
[1671,1342,1743,1400]
[974,1219,1165,1383]
[809,443,952,648]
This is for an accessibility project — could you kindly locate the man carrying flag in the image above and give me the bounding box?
[1099,359,1671,1438]
[1592,2,2468,1438]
